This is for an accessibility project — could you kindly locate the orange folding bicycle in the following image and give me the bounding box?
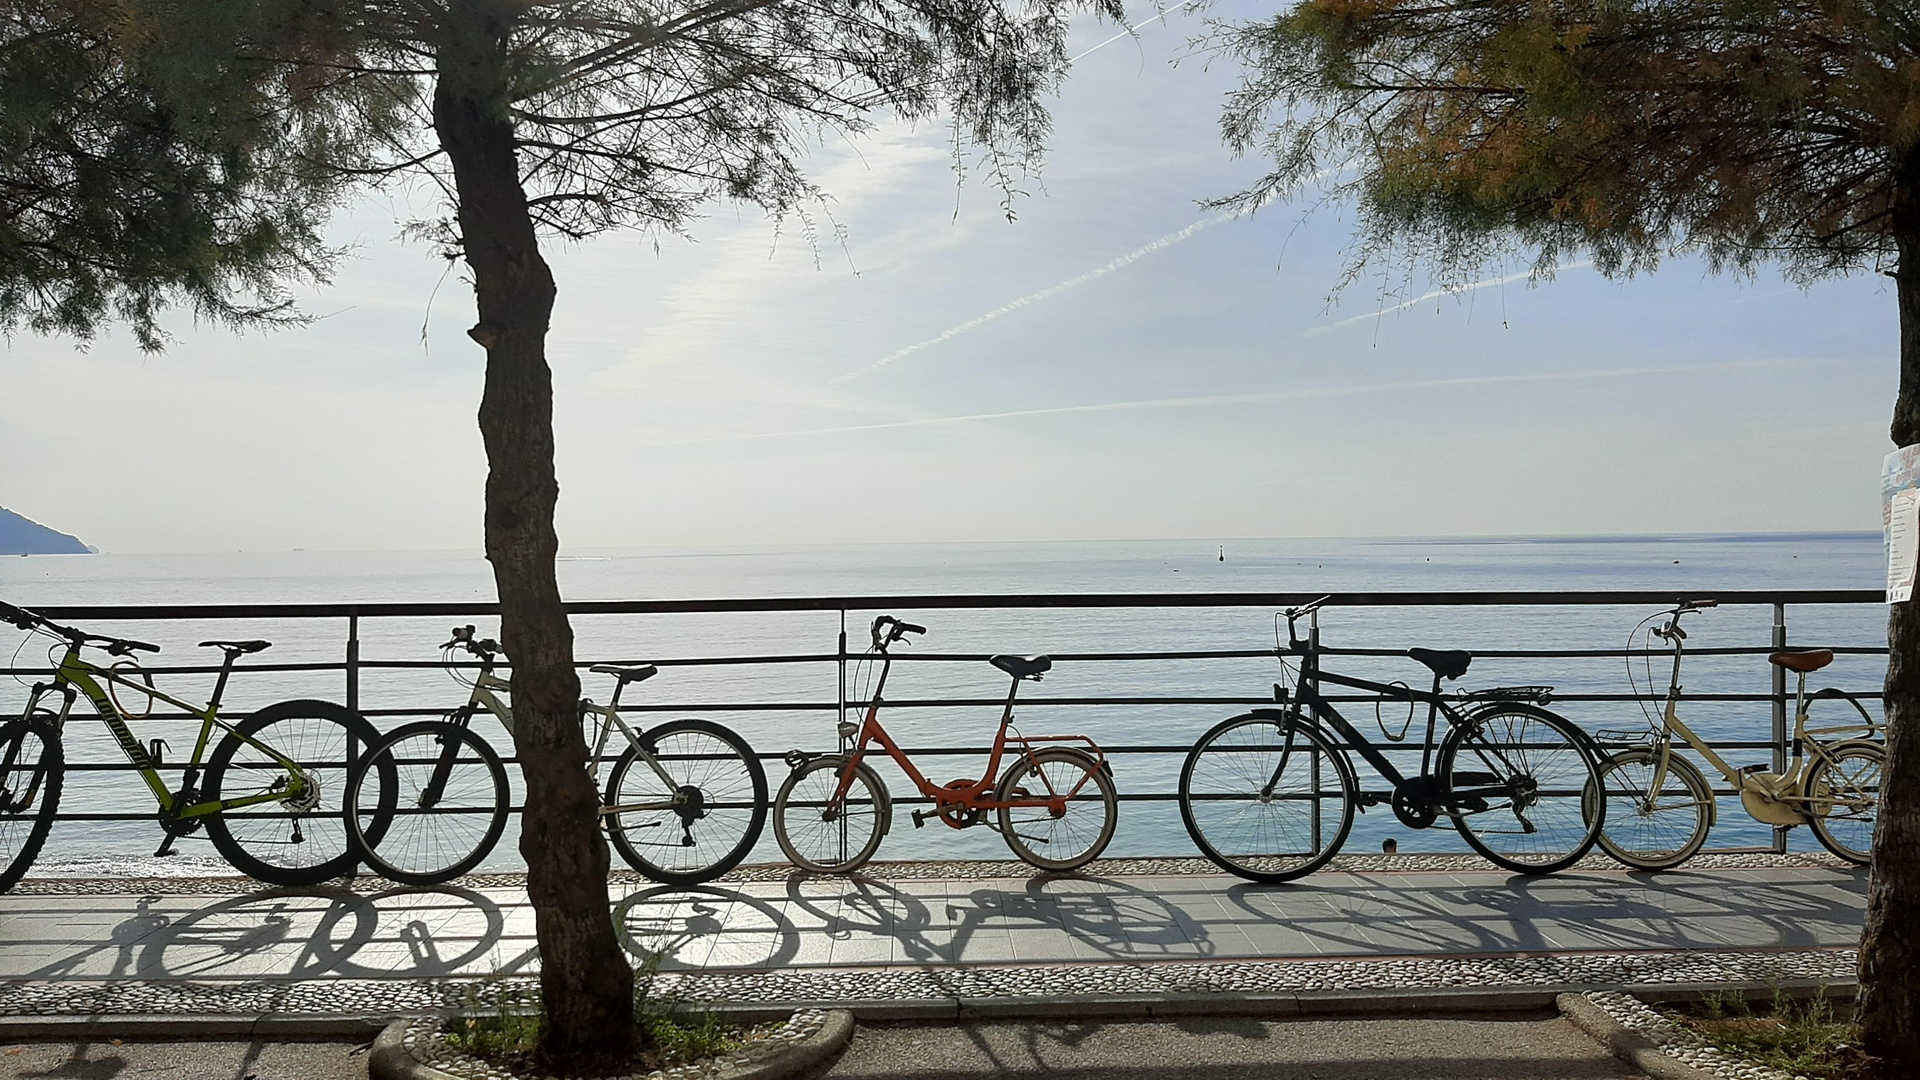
[772,616,1118,873]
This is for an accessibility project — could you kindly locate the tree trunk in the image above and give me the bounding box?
[431,3,638,1059]
[1861,166,1920,1077]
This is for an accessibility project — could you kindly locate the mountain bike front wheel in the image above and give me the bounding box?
[1805,740,1883,865]
[1178,712,1356,883]
[1440,703,1603,874]
[0,717,62,895]
[346,721,511,886]
[605,718,768,885]
[772,753,890,873]
[996,746,1117,872]
[204,699,396,887]
[1589,748,1714,871]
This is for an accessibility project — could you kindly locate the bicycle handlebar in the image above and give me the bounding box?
[870,615,926,648]
[1285,596,1332,621]
[1649,598,1719,643]
[443,625,500,657]
[0,598,159,654]
[1279,596,1333,643]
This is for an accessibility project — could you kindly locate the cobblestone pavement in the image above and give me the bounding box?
[0,857,1867,1018]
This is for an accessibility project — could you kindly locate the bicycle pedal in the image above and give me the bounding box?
[910,810,928,828]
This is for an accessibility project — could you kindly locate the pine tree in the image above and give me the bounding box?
[1207,1,1917,1071]
[7,0,1117,1060]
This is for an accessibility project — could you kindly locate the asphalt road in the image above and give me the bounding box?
[0,1038,371,1080]
[0,1015,1644,1080]
[821,1015,1645,1080]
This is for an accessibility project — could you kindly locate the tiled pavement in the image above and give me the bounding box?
[0,863,1867,988]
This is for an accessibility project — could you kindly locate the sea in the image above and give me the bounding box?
[0,532,1889,877]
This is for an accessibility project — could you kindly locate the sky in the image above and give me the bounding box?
[0,4,1900,554]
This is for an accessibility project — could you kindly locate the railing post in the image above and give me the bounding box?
[837,608,847,744]
[1772,602,1789,853]
[346,610,361,714]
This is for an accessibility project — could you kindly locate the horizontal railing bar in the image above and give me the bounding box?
[43,737,1798,774]
[21,691,1883,724]
[3,645,1890,682]
[21,589,1884,621]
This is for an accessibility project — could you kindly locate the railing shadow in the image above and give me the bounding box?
[3,860,1865,985]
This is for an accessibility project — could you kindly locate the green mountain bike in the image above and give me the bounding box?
[0,600,397,892]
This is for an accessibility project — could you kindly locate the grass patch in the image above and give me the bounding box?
[1659,989,1870,1080]
[442,975,744,1079]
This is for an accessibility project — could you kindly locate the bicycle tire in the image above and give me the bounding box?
[605,718,768,886]
[1178,712,1356,883]
[0,717,62,896]
[1589,748,1714,870]
[1804,739,1883,865]
[203,699,396,886]
[1439,703,1602,874]
[995,746,1117,871]
[346,721,510,886]
[772,753,890,874]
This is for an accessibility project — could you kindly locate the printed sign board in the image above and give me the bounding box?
[1884,447,1920,602]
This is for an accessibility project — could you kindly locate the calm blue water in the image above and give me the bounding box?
[0,533,1887,875]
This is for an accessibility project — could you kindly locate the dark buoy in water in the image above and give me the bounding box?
[1218,546,1225,562]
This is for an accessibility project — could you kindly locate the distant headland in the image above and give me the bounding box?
[0,506,92,555]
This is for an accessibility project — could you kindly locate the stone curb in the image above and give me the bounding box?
[368,1011,854,1080]
[1557,993,1719,1080]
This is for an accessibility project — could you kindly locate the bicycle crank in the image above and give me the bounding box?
[153,779,208,857]
[1389,776,1445,828]
[1738,768,1809,826]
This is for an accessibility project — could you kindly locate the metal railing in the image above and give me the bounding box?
[3,589,1887,858]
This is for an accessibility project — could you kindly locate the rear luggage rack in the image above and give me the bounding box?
[1464,685,1554,704]
[1593,728,1654,748]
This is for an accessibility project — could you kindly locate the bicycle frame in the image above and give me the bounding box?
[829,642,1104,820]
[1637,613,1879,821]
[1280,618,1518,810]
[25,642,310,821]
[447,653,683,816]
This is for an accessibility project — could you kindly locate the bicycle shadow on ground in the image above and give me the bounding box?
[1217,863,1866,958]
[613,882,800,972]
[767,869,1213,966]
[16,883,508,982]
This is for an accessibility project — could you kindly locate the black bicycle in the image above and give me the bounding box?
[1177,597,1606,882]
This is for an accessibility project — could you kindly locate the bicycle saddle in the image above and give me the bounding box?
[1769,649,1834,673]
[990,654,1051,679]
[590,663,658,683]
[1407,648,1472,680]
[198,639,271,655]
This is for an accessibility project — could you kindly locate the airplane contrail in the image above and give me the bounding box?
[838,216,1227,382]
[1071,0,1203,62]
[1304,263,1591,337]
[659,357,1812,446]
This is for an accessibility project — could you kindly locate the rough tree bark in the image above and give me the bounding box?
[1861,158,1920,1077]
[431,2,639,1057]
